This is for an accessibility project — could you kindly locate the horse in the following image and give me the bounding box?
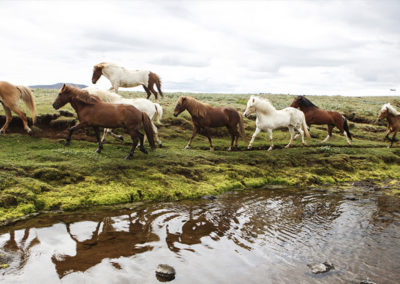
[377,103,400,148]
[92,62,163,99]
[83,87,163,147]
[0,81,36,134]
[290,95,352,145]
[244,96,311,151]
[173,96,246,151]
[52,84,155,159]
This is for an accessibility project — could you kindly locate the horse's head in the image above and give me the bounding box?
[377,104,389,121]
[173,96,188,117]
[290,96,303,108]
[53,84,72,109]
[92,64,104,84]
[244,96,257,118]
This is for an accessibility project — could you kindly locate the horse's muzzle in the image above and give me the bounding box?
[173,113,178,117]
[244,113,249,118]
[52,103,59,110]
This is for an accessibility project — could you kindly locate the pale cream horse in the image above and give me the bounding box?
[91,62,163,99]
[83,87,163,147]
[0,81,36,134]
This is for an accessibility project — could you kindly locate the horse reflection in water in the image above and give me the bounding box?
[51,209,160,278]
[0,228,40,270]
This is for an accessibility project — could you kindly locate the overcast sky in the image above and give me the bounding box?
[0,0,399,96]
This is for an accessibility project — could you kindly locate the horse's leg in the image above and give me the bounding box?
[227,127,235,151]
[152,122,162,147]
[267,129,274,151]
[109,129,124,141]
[136,130,148,154]
[296,125,307,145]
[126,129,139,160]
[248,127,261,149]
[204,127,214,151]
[343,131,352,145]
[8,104,31,134]
[389,131,398,148]
[93,126,103,153]
[143,85,152,100]
[148,84,159,100]
[384,128,393,141]
[0,103,12,134]
[185,125,198,149]
[65,122,88,146]
[322,125,333,143]
[285,127,295,148]
[101,128,108,143]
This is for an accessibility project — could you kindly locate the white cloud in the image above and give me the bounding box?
[0,0,399,96]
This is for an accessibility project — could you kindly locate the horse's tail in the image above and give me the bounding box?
[239,112,247,142]
[17,86,36,123]
[343,115,352,140]
[301,114,311,139]
[154,73,163,98]
[154,103,163,124]
[142,112,156,149]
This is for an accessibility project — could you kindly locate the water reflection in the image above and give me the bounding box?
[0,188,399,283]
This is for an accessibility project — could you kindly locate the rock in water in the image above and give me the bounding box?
[156,264,176,281]
[307,262,334,274]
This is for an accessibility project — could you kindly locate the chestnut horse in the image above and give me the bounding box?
[0,81,36,134]
[52,84,155,159]
[290,96,352,145]
[173,96,246,151]
[92,62,163,99]
[377,103,400,148]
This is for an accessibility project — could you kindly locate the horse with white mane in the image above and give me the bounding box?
[244,96,311,151]
[92,62,163,99]
[377,103,400,148]
[83,87,163,147]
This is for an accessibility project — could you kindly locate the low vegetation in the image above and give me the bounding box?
[1,90,400,225]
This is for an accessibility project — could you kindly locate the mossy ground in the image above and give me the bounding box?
[1,90,400,224]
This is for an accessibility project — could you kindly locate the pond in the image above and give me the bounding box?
[1,187,399,283]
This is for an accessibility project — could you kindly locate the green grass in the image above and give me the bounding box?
[1,89,400,224]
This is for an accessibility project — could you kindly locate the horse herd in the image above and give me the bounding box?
[0,62,399,159]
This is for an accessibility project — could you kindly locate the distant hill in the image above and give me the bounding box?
[29,83,88,89]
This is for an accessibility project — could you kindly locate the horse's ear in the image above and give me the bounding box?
[182,96,186,102]
[252,97,255,103]
[62,84,66,90]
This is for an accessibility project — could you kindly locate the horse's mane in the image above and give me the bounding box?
[182,96,211,118]
[382,103,400,116]
[251,96,276,113]
[67,86,101,105]
[84,87,122,103]
[297,96,319,108]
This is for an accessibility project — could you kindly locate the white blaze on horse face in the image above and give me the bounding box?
[244,97,257,116]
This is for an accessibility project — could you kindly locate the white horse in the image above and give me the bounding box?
[83,87,163,147]
[91,62,163,99]
[243,96,311,151]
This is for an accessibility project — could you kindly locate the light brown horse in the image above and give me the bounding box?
[377,103,400,148]
[173,96,246,151]
[52,84,155,159]
[0,81,36,134]
[290,95,352,145]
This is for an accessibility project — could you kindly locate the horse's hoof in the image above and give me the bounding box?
[267,147,273,151]
[159,143,163,148]
[387,145,392,149]
[247,146,252,150]
[210,147,215,151]
[118,136,124,141]
[303,142,308,146]
[125,155,133,160]
[95,149,101,154]
[27,129,33,135]
[184,145,190,149]
[65,142,70,146]
[140,147,148,154]
[227,147,232,151]
[285,145,291,149]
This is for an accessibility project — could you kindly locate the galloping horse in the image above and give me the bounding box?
[52,85,155,159]
[244,96,310,151]
[173,96,246,151]
[377,103,400,148]
[83,87,163,146]
[290,96,352,145]
[92,62,163,99]
[0,81,36,134]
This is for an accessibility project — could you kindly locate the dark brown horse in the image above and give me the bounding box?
[52,84,155,159]
[377,103,400,148]
[0,81,36,134]
[290,96,352,145]
[173,96,246,151]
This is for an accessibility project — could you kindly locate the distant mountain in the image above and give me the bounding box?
[29,83,88,89]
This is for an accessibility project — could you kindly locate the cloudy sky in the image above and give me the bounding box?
[0,0,399,96]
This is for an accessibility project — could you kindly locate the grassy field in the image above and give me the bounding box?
[1,89,400,225]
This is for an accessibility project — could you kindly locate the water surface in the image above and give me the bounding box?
[1,187,399,283]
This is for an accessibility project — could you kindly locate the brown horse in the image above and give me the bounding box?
[290,95,352,145]
[52,84,155,159]
[0,81,36,134]
[173,96,246,151]
[377,103,400,148]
